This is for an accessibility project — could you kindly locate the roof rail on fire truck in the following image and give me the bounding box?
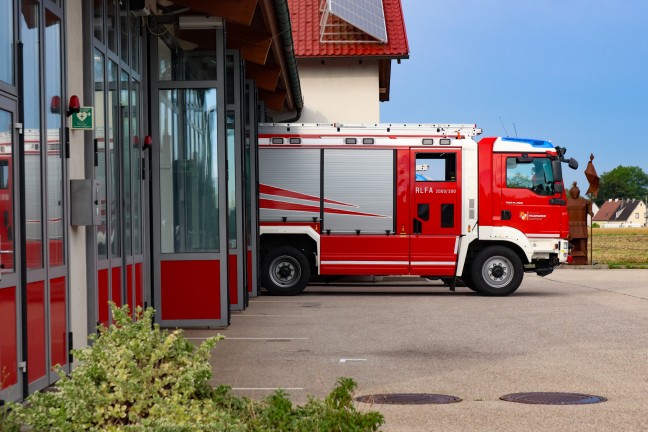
[258,123,482,138]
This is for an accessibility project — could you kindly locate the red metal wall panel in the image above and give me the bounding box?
[229,254,238,305]
[111,266,122,308]
[161,260,220,321]
[27,281,46,384]
[0,287,18,389]
[97,269,109,326]
[49,277,67,368]
[135,263,143,310]
[126,264,133,316]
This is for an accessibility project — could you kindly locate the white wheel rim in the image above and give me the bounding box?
[482,256,513,288]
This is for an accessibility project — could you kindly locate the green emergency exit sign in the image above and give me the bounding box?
[71,107,94,130]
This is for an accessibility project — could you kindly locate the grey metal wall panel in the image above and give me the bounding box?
[259,148,321,222]
[323,149,393,233]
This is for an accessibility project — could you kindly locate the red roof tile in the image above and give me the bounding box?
[287,0,409,58]
[593,200,622,221]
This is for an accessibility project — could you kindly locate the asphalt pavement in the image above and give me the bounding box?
[184,268,648,431]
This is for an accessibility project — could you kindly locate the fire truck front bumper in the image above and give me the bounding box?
[527,239,570,277]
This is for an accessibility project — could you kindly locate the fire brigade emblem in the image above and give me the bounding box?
[519,211,528,221]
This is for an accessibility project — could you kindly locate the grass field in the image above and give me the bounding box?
[589,227,648,268]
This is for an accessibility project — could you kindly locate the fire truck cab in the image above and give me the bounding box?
[257,123,578,296]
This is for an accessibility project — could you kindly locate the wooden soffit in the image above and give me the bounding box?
[171,0,258,26]
[226,22,272,65]
[258,89,286,111]
[245,62,280,92]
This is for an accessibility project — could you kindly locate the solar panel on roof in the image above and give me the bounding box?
[324,0,388,43]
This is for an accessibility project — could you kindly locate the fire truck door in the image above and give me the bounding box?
[409,149,462,276]
[499,155,565,236]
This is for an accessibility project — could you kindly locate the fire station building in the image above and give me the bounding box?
[0,0,408,402]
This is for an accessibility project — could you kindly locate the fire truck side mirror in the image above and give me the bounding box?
[568,158,578,170]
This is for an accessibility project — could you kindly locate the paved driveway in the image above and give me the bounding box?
[184,269,648,431]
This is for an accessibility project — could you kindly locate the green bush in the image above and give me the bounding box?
[592,222,600,228]
[4,304,384,432]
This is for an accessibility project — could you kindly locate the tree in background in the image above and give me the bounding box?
[596,166,648,206]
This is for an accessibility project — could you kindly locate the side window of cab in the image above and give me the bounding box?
[506,157,555,196]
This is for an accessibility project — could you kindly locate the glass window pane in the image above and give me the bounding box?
[119,0,128,63]
[45,11,64,267]
[93,0,103,42]
[108,61,120,257]
[1,0,14,84]
[506,157,556,196]
[94,50,107,258]
[106,0,117,52]
[226,55,234,104]
[157,27,218,81]
[0,110,16,272]
[227,111,236,249]
[130,14,140,72]
[121,70,131,256]
[415,153,456,182]
[244,84,255,248]
[131,80,141,255]
[21,0,43,269]
[159,89,219,253]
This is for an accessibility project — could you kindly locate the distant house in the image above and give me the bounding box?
[593,199,647,227]
[588,202,599,227]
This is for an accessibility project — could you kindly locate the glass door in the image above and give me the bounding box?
[150,21,229,327]
[0,99,22,403]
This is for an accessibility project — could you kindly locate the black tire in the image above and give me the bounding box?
[261,246,311,295]
[470,246,523,296]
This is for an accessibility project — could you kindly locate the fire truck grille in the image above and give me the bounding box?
[355,393,462,405]
[500,392,607,405]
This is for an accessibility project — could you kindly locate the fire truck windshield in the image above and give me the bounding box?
[506,157,557,196]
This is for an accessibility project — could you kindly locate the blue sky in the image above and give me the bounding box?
[381,0,648,195]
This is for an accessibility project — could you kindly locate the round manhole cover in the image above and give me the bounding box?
[355,393,462,405]
[500,392,607,405]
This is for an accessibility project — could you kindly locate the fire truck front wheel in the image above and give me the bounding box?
[261,246,311,296]
[470,246,524,296]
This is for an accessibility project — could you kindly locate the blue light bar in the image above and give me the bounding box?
[501,137,553,148]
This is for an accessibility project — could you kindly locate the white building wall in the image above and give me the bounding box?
[296,58,381,124]
[66,0,88,353]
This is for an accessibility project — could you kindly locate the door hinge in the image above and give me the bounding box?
[14,122,23,134]
[18,361,27,373]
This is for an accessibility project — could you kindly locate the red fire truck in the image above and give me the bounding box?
[257,123,578,296]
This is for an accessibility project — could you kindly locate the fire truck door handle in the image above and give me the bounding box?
[549,198,566,205]
[501,210,511,220]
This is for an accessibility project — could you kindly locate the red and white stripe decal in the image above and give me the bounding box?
[260,199,389,218]
[260,184,352,207]
[260,183,389,218]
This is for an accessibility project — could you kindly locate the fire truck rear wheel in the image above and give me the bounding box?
[470,246,523,296]
[261,246,311,296]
